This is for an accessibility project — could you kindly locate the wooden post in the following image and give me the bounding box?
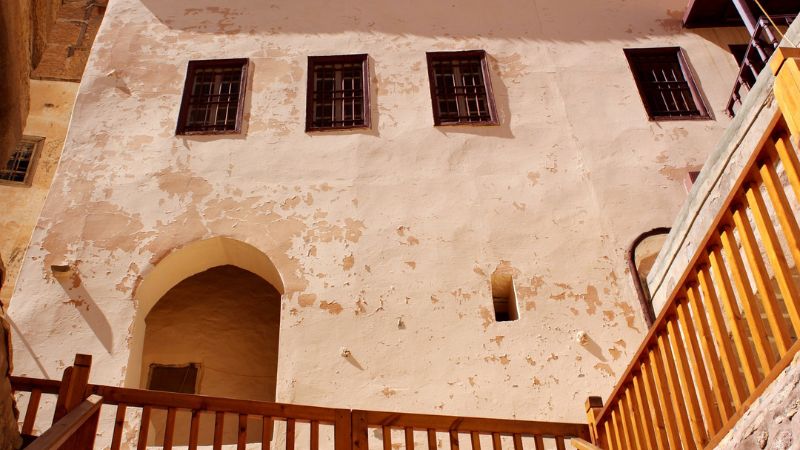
[585,396,603,445]
[52,354,99,450]
[772,48,800,147]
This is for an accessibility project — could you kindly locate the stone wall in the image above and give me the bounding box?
[0,312,20,450]
[714,352,800,450]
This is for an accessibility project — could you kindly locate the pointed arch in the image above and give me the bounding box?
[125,237,284,388]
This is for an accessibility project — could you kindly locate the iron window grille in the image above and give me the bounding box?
[0,136,43,186]
[624,48,710,121]
[306,54,370,131]
[426,50,498,126]
[176,59,249,135]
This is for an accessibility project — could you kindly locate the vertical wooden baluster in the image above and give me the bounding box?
[677,298,722,435]
[287,419,296,450]
[603,419,616,450]
[610,409,624,450]
[533,435,544,450]
[427,429,437,450]
[512,433,523,450]
[659,330,698,450]
[110,404,127,450]
[189,410,200,450]
[737,174,800,359]
[617,397,635,449]
[406,427,416,450]
[214,412,225,450]
[623,387,645,450]
[137,406,152,450]
[338,409,355,450]
[698,262,747,408]
[734,173,794,355]
[450,431,460,450]
[745,178,800,336]
[470,432,481,450]
[689,278,736,418]
[773,132,800,209]
[22,388,41,436]
[262,416,274,450]
[491,433,501,450]
[640,360,668,450]
[667,315,708,447]
[711,240,761,392]
[238,414,248,450]
[384,426,393,450]
[311,420,320,450]
[731,206,781,370]
[164,407,177,450]
[632,373,658,450]
[555,436,566,450]
[650,345,682,449]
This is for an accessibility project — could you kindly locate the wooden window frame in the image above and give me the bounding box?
[305,54,371,132]
[147,363,201,394]
[425,50,498,126]
[176,58,249,135]
[624,47,711,121]
[0,136,44,187]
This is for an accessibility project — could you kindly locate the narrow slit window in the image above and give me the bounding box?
[624,48,710,121]
[426,50,498,126]
[491,272,519,322]
[147,363,199,394]
[306,54,370,131]
[0,136,43,185]
[176,59,248,135]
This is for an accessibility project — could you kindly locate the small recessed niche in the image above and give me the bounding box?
[148,363,200,394]
[491,270,519,322]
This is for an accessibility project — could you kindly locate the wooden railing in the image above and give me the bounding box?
[586,48,800,450]
[13,354,588,449]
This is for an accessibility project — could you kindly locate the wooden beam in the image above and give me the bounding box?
[27,395,103,450]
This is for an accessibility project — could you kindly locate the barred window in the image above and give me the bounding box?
[426,50,497,125]
[306,54,369,131]
[0,136,43,185]
[176,59,248,134]
[624,48,710,120]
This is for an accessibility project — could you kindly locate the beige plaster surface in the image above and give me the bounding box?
[7,0,756,428]
[0,79,79,306]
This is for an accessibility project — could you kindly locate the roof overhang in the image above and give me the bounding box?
[684,0,798,28]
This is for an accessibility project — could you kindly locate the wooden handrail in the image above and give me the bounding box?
[586,48,800,449]
[571,438,603,450]
[25,395,103,450]
[13,372,588,450]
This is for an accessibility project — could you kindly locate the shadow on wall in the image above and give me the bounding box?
[139,0,689,42]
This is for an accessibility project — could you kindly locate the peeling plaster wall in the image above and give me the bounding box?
[0,80,80,306]
[8,0,752,425]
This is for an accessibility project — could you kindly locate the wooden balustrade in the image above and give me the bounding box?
[586,48,800,450]
[13,355,587,449]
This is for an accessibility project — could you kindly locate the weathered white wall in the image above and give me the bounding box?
[0,79,79,306]
[8,0,752,425]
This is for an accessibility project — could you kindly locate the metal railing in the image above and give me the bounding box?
[726,14,796,117]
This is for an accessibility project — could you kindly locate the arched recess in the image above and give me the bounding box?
[125,237,285,390]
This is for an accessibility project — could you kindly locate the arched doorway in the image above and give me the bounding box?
[140,265,280,401]
[127,237,285,391]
